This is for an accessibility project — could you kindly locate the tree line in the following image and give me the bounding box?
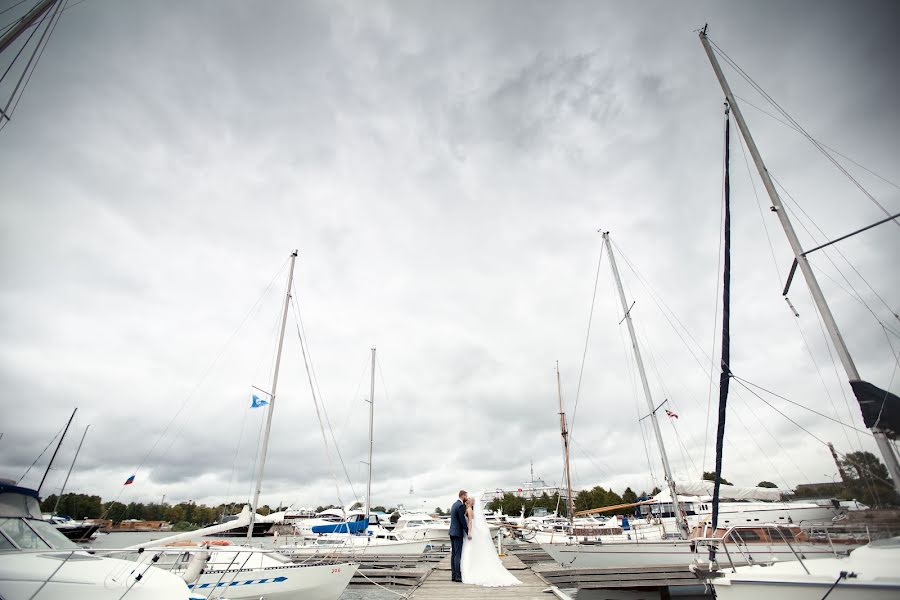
[40,494,283,527]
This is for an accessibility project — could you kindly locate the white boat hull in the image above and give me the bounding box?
[712,539,900,600]
[0,552,191,600]
[278,538,429,556]
[542,540,852,569]
[188,561,356,600]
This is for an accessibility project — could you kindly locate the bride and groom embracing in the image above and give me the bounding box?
[448,490,520,587]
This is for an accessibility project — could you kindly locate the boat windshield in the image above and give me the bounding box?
[0,518,79,550]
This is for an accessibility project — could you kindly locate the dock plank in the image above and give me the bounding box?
[410,555,553,600]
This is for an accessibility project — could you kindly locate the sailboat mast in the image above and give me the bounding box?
[366,346,376,519]
[699,28,900,496]
[603,232,688,536]
[556,362,575,528]
[53,424,89,514]
[247,250,298,543]
[38,407,76,495]
[711,103,732,556]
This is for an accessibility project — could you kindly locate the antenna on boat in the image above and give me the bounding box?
[53,424,89,514]
[38,407,76,496]
[246,250,298,544]
[603,232,689,538]
[699,28,900,497]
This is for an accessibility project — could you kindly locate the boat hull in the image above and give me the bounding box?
[188,562,357,600]
[542,540,852,568]
[0,552,191,600]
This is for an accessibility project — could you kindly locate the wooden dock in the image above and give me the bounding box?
[534,563,707,591]
[408,554,556,599]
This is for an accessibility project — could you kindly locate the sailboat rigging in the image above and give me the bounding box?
[603,231,690,538]
[699,25,900,498]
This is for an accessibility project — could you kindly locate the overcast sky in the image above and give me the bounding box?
[1,0,898,513]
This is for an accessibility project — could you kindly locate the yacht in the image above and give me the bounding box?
[0,481,194,600]
[710,536,900,599]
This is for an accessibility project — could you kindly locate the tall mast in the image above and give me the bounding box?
[53,424,89,514]
[38,408,76,495]
[556,362,575,528]
[0,0,58,55]
[710,103,732,562]
[699,27,900,496]
[247,250,298,543]
[603,232,688,537]
[366,346,376,519]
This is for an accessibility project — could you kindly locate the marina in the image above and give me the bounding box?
[2,2,899,600]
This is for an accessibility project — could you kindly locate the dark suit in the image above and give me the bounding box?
[448,498,468,581]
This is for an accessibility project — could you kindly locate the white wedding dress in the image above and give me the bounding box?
[460,496,520,587]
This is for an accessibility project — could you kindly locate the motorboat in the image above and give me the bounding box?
[0,481,194,600]
[709,536,900,599]
[390,512,451,542]
[43,514,102,542]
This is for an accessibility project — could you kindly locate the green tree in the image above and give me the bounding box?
[757,481,778,488]
[702,471,733,486]
[651,486,662,496]
[104,501,127,522]
[839,451,897,507]
[622,487,638,504]
[434,507,445,516]
[373,506,387,513]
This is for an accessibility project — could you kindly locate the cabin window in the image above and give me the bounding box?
[0,532,14,550]
[734,530,760,542]
[0,518,50,550]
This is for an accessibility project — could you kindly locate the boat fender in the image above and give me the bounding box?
[182,551,209,584]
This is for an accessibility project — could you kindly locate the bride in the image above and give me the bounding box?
[460,494,520,587]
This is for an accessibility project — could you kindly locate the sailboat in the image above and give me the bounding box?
[124,251,358,599]
[276,347,432,557]
[541,232,844,568]
[695,24,900,600]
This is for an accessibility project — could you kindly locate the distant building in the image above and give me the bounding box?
[482,477,570,503]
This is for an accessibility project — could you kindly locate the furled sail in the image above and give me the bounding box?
[671,481,784,501]
[850,380,900,440]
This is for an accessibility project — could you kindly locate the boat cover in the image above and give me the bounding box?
[312,518,369,534]
[671,481,783,501]
[851,380,900,440]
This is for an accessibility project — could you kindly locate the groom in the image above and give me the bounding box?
[448,489,470,583]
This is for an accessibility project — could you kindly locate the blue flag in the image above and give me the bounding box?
[251,394,269,408]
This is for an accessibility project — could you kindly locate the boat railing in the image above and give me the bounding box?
[690,523,818,574]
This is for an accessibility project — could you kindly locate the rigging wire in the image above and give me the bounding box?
[17,426,63,484]
[291,286,359,504]
[612,240,801,485]
[569,241,605,438]
[735,93,900,193]
[773,175,899,325]
[635,323,702,479]
[734,125,857,451]
[708,37,900,229]
[114,257,289,507]
[0,2,46,86]
[290,295,345,510]
[0,0,66,133]
[731,375,874,437]
[0,0,32,17]
[732,380,829,446]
